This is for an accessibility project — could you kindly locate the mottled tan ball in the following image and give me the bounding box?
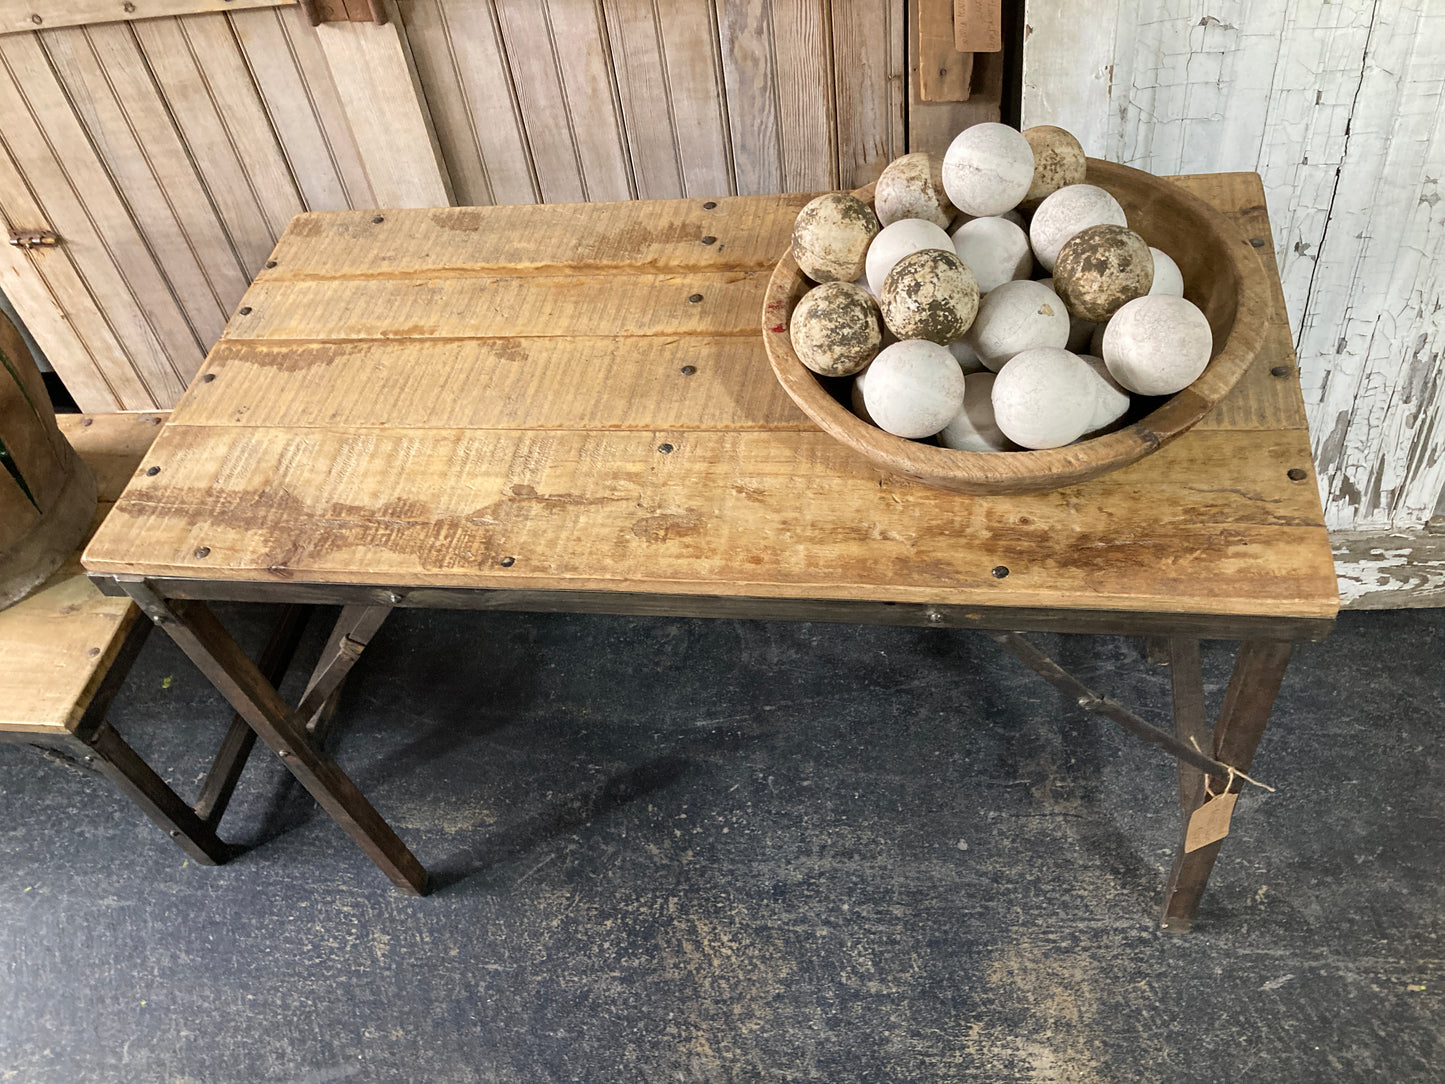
[1021,126,1087,210]
[791,193,881,283]
[789,281,883,377]
[880,248,980,345]
[874,153,956,229]
[1052,224,1154,322]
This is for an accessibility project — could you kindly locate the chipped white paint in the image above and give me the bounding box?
[1023,0,1445,544]
[1333,527,1445,608]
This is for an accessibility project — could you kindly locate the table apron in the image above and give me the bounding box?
[90,574,1334,642]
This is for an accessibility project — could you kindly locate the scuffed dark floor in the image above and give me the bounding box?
[1,606,1441,1081]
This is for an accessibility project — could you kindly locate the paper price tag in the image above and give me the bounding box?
[1184,792,1238,853]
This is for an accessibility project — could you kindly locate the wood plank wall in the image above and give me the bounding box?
[1,0,962,414]
[1021,0,1444,538]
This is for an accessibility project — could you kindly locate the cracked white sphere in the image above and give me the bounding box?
[864,218,955,296]
[1028,184,1127,272]
[857,339,966,439]
[1078,354,1131,433]
[939,372,1013,452]
[941,123,1035,218]
[1147,247,1186,296]
[990,347,1095,449]
[964,279,1071,372]
[1102,295,1213,396]
[950,216,1033,293]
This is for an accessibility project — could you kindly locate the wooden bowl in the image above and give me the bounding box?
[762,158,1271,494]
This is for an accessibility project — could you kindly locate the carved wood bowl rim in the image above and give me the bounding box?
[761,158,1272,495]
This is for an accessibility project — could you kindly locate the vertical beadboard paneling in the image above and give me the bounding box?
[0,32,197,405]
[493,0,633,203]
[769,0,836,191]
[718,0,784,195]
[230,3,377,211]
[39,24,242,346]
[832,0,905,187]
[653,0,733,197]
[1023,0,1445,545]
[132,16,296,273]
[398,0,537,207]
[603,0,688,199]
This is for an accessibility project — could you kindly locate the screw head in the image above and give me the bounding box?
[1287,467,1308,481]
[680,365,697,376]
[372,215,385,224]
[145,466,161,476]
[991,565,1010,579]
[238,306,252,316]
[703,201,717,210]
[265,260,277,269]
[201,373,216,383]
[1270,365,1290,377]
[700,236,717,245]
[194,546,211,559]
[687,293,703,304]
[657,443,674,455]
[1250,237,1267,248]
[499,556,515,567]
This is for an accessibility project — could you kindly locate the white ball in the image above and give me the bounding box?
[964,279,1070,372]
[865,219,955,296]
[952,208,1026,232]
[941,123,1035,218]
[948,337,987,374]
[939,372,1012,452]
[1102,295,1213,395]
[858,340,966,439]
[1029,184,1127,272]
[1038,277,1097,352]
[950,216,1033,293]
[1148,247,1185,296]
[1078,354,1130,432]
[990,348,1095,449]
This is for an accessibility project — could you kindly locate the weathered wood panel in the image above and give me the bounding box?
[1023,0,1445,546]
[0,0,292,36]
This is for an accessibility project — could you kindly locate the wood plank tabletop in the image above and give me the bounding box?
[82,175,1339,637]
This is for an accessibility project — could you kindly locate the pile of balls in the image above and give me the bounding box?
[787,123,1213,452]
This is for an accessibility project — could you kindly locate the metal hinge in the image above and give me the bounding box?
[8,229,58,249]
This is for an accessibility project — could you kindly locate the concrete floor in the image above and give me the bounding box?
[0,605,1441,1082]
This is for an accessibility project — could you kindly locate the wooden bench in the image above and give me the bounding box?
[0,410,298,864]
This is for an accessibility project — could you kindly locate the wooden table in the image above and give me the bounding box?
[83,174,1338,927]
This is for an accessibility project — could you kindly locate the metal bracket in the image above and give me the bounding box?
[8,229,58,250]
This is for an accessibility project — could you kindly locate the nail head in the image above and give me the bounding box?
[202,373,216,383]
[1250,237,1266,248]
[87,647,100,658]
[687,293,703,304]
[238,306,252,315]
[145,466,161,476]
[991,565,1010,579]
[194,547,211,559]
[372,215,385,224]
[265,260,277,269]
[81,417,93,427]
[703,201,717,210]
[30,13,41,23]
[700,236,717,246]
[680,365,697,376]
[1270,365,1290,377]
[657,443,674,455]
[499,556,515,567]
[1287,467,1307,481]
